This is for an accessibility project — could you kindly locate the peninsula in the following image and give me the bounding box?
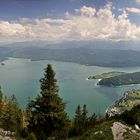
[98,71,140,86]
[88,71,126,80]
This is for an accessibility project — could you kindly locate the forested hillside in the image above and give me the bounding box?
[1,46,140,67]
[98,72,140,86]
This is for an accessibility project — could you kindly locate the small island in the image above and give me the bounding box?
[88,71,126,80]
[106,89,140,117]
[98,71,140,86]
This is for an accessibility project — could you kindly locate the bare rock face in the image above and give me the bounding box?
[0,128,15,140]
[111,122,140,140]
[111,122,128,140]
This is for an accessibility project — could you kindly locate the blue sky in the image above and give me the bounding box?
[0,0,138,20]
[0,0,107,19]
[0,0,140,44]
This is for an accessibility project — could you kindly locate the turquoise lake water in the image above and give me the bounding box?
[0,58,140,117]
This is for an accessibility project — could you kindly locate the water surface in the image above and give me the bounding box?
[0,58,140,117]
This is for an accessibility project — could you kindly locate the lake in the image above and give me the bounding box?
[0,57,140,117]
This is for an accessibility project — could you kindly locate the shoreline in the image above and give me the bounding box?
[1,57,140,68]
[106,89,140,117]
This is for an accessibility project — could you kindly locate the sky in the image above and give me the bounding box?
[0,0,140,44]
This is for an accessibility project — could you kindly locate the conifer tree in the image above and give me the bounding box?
[0,87,3,108]
[0,87,24,138]
[88,113,97,128]
[82,104,88,129]
[82,105,88,122]
[73,104,96,136]
[75,105,82,121]
[27,64,70,140]
[0,94,22,132]
[0,87,3,127]
[0,86,3,103]
[73,105,83,135]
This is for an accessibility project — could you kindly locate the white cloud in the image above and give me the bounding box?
[1,3,140,43]
[135,0,140,4]
[75,6,96,17]
[126,7,140,15]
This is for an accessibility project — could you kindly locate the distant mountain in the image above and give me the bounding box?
[1,40,140,50]
[1,41,140,67]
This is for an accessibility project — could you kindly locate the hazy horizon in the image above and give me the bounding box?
[0,0,140,46]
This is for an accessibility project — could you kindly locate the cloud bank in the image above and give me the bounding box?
[136,0,140,4]
[126,7,140,15]
[0,3,140,43]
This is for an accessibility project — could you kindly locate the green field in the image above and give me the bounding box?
[88,71,126,80]
[67,121,114,140]
[106,89,140,117]
[128,91,140,99]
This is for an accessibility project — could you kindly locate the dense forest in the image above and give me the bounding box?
[0,64,139,140]
[1,45,140,67]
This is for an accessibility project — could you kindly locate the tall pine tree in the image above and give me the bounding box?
[72,104,91,136]
[0,86,3,107]
[73,105,83,136]
[82,104,88,129]
[0,92,23,134]
[27,64,70,140]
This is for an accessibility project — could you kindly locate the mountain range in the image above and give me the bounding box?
[1,41,140,67]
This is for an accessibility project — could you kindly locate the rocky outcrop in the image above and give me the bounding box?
[0,128,15,140]
[111,122,140,140]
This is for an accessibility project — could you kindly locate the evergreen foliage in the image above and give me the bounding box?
[72,105,97,136]
[72,105,82,135]
[119,104,140,125]
[0,87,3,119]
[27,132,37,140]
[0,93,23,132]
[27,64,70,140]
[88,113,97,128]
[82,104,88,124]
[0,65,139,140]
[0,86,3,103]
